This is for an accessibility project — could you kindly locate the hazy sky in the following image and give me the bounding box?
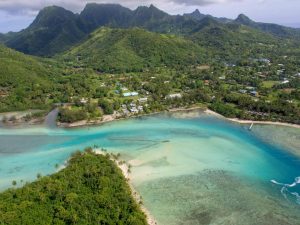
[0,0,299,33]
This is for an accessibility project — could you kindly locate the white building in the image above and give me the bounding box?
[138,98,148,103]
[80,98,88,104]
[167,93,182,99]
[130,107,139,113]
[123,92,139,97]
[281,80,290,84]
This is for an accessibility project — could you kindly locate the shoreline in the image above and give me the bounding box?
[204,109,300,129]
[94,150,157,225]
[228,118,300,129]
[57,106,206,129]
[1,107,299,130]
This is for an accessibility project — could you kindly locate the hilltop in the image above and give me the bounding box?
[5,6,87,56]
[189,18,280,61]
[235,14,300,39]
[62,27,204,72]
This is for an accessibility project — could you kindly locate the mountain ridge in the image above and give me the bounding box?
[2,3,300,56]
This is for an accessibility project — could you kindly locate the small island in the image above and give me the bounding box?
[0,149,148,225]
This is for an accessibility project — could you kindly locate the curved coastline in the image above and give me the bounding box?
[1,107,299,129]
[58,107,300,129]
[94,150,158,225]
[204,109,300,129]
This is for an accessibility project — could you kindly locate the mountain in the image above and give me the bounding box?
[0,34,5,42]
[235,14,300,39]
[184,9,206,21]
[80,3,132,31]
[190,20,280,61]
[131,4,169,26]
[0,44,57,111]
[0,32,16,43]
[235,14,253,26]
[5,6,87,56]
[191,16,220,33]
[62,27,204,73]
[3,3,300,56]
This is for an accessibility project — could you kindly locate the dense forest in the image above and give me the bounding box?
[0,45,58,112]
[63,27,204,73]
[0,150,147,225]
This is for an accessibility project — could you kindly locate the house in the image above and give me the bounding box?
[167,93,182,99]
[281,80,290,84]
[224,63,236,67]
[80,98,88,104]
[137,106,144,111]
[138,98,148,103]
[130,107,139,113]
[257,58,271,64]
[277,69,284,75]
[250,91,258,97]
[122,108,130,115]
[239,90,247,94]
[123,92,139,97]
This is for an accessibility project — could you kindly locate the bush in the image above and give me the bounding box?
[99,99,114,115]
[58,108,87,123]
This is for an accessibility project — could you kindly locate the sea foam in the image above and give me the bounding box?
[271,176,300,204]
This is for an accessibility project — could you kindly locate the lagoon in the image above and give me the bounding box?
[0,110,299,224]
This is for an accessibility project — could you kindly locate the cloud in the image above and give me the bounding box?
[171,0,242,6]
[0,0,242,15]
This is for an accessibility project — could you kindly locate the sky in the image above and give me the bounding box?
[0,0,299,33]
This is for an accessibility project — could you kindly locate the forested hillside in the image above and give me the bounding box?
[62,27,205,73]
[0,45,59,112]
[0,150,147,225]
[190,20,281,61]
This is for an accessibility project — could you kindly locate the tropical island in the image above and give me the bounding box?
[0,3,300,225]
[0,148,150,225]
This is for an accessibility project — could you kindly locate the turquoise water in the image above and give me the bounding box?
[0,110,299,224]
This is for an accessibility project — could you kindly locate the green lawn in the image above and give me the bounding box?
[262,81,279,88]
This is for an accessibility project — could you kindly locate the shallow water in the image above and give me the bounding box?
[0,110,299,224]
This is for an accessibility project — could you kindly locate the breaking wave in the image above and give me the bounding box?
[271,177,300,204]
